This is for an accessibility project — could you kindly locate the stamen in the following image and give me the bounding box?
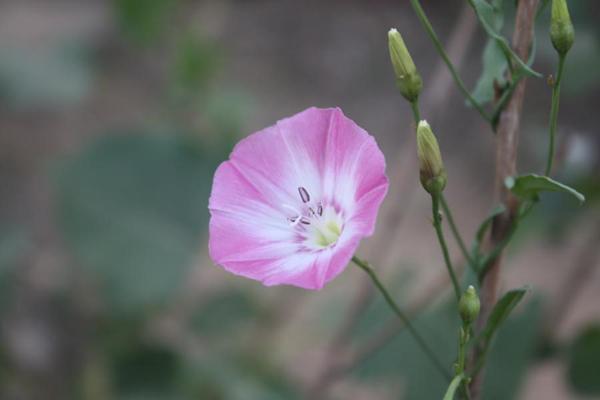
[300,217,311,225]
[317,204,323,216]
[298,187,310,203]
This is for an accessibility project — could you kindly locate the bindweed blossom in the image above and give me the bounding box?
[208,107,388,290]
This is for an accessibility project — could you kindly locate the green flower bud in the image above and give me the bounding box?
[459,285,481,325]
[416,120,446,194]
[388,28,422,103]
[550,0,575,55]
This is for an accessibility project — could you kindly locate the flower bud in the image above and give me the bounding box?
[459,285,480,325]
[416,120,446,194]
[388,28,422,103]
[550,0,574,55]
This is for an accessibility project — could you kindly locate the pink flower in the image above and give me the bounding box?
[208,107,388,290]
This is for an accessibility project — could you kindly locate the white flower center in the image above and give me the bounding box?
[284,187,344,250]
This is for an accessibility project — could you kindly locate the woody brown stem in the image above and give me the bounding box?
[468,0,539,398]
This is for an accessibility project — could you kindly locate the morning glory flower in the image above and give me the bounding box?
[208,107,388,290]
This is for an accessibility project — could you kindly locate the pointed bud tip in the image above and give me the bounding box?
[416,121,446,194]
[459,286,481,325]
[388,29,422,102]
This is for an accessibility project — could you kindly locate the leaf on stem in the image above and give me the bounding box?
[471,0,509,105]
[505,174,585,204]
[469,0,542,78]
[470,205,506,266]
[480,287,528,344]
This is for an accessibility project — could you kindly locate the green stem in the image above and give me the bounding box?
[352,256,451,381]
[545,54,566,176]
[440,194,476,273]
[443,374,465,400]
[409,0,491,122]
[456,325,472,400]
[432,195,462,300]
[411,100,421,122]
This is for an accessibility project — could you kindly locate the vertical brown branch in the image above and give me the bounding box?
[469,0,539,398]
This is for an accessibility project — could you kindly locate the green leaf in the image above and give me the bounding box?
[471,205,506,264]
[56,133,221,313]
[443,375,463,400]
[472,40,509,105]
[505,174,585,204]
[567,325,600,395]
[469,0,542,78]
[480,288,528,343]
[471,0,509,105]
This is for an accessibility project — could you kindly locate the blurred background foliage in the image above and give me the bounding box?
[0,0,599,399]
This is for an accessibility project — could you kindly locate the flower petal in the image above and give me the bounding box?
[208,107,388,290]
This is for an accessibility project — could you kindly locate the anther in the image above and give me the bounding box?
[298,187,310,203]
[317,204,323,216]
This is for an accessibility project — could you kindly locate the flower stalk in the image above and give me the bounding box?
[408,0,491,122]
[351,256,451,381]
[545,0,573,176]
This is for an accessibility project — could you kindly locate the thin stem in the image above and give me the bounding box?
[431,195,461,300]
[411,100,421,122]
[352,256,451,381]
[409,0,492,122]
[440,194,476,273]
[443,374,465,400]
[545,54,566,176]
[456,325,472,400]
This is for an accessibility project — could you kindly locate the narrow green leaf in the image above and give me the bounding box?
[443,374,464,400]
[469,0,542,78]
[481,288,528,343]
[472,40,509,105]
[471,0,508,105]
[505,174,585,204]
[470,205,506,272]
[474,206,506,247]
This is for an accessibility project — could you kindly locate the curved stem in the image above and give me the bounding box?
[440,194,476,273]
[352,256,451,381]
[545,54,566,176]
[409,0,491,122]
[431,195,461,300]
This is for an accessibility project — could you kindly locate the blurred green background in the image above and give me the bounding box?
[0,0,599,399]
